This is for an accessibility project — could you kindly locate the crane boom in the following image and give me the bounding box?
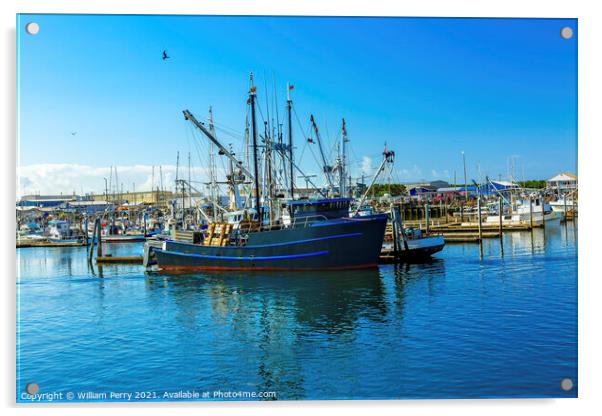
[310,114,334,189]
[353,147,395,216]
[183,109,255,180]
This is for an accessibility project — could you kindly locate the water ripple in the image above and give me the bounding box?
[17,223,577,400]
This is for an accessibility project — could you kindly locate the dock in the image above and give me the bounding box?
[16,239,87,248]
[96,255,143,264]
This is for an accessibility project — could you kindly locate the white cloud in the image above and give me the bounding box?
[393,164,422,181]
[361,156,372,174]
[17,164,218,198]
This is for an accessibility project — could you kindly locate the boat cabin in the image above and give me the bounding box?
[286,198,353,220]
[224,208,269,228]
[47,220,70,238]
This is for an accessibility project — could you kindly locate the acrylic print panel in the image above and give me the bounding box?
[16,14,577,402]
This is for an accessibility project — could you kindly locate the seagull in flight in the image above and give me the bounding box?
[162,50,170,60]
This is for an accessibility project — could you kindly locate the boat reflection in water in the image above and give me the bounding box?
[142,259,448,399]
[144,268,390,398]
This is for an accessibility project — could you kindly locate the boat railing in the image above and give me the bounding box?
[290,214,329,229]
[217,214,332,246]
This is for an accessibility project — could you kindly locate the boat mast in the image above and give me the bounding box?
[310,114,334,191]
[208,107,218,221]
[264,121,274,223]
[226,144,242,211]
[341,118,348,197]
[244,114,250,174]
[287,83,294,199]
[175,153,182,224]
[249,73,261,221]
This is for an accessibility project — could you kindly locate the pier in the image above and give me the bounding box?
[96,255,143,264]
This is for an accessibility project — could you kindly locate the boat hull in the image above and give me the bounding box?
[102,235,146,243]
[151,215,388,271]
[47,237,83,244]
[400,235,445,259]
[484,210,560,226]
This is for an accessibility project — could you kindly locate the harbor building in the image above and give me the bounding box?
[547,172,577,193]
[89,190,175,204]
[17,194,80,208]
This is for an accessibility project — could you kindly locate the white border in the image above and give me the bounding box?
[3,1,601,415]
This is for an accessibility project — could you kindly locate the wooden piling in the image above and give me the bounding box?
[499,197,504,255]
[390,205,400,260]
[425,203,430,234]
[443,201,449,224]
[477,197,483,241]
[89,218,98,263]
[96,219,103,258]
[83,217,89,246]
[529,198,534,229]
[476,196,483,257]
[541,196,546,228]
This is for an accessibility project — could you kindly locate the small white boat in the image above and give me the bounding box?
[47,220,83,243]
[549,197,577,215]
[383,223,445,261]
[484,197,559,226]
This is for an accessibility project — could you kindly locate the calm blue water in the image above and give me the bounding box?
[16,221,577,402]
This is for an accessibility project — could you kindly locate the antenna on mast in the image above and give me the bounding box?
[286,83,295,199]
[249,73,262,220]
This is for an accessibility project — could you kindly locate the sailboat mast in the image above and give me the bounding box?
[249,74,261,220]
[341,118,348,197]
[287,83,294,199]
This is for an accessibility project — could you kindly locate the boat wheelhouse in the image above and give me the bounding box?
[286,198,353,220]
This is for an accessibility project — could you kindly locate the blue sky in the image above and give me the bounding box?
[17,15,577,195]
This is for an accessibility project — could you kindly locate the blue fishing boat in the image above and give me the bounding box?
[145,198,387,271]
[144,75,389,271]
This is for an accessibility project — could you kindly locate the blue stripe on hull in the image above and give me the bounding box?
[160,249,329,261]
[166,232,363,249]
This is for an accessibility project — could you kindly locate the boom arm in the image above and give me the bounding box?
[310,115,334,189]
[353,149,395,216]
[183,109,255,180]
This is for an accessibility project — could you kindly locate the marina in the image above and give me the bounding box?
[15,75,578,268]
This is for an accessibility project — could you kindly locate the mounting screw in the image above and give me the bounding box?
[560,27,573,40]
[560,378,573,391]
[25,383,39,395]
[25,22,40,35]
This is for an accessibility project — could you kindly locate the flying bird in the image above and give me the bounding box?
[70,132,77,136]
[162,50,170,60]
